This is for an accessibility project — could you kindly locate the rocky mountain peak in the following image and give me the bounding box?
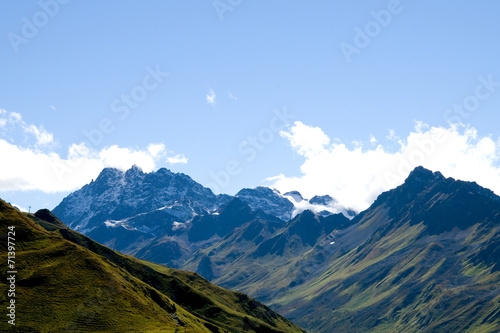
[284,191,304,202]
[309,195,335,205]
[236,186,295,221]
[404,166,444,185]
[124,164,144,178]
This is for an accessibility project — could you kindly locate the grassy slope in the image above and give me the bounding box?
[177,170,500,333]
[181,214,350,304]
[0,200,305,333]
[271,201,500,333]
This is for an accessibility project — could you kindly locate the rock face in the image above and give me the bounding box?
[52,166,226,234]
[236,186,296,221]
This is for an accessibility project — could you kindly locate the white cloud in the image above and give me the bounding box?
[283,193,350,219]
[24,124,54,146]
[0,109,53,146]
[0,137,188,193]
[147,143,166,158]
[268,121,500,213]
[10,112,22,122]
[11,203,28,212]
[0,110,189,193]
[50,105,57,111]
[206,88,216,106]
[280,121,330,158]
[98,145,161,172]
[166,154,188,164]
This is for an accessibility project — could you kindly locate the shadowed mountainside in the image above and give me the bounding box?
[270,167,500,332]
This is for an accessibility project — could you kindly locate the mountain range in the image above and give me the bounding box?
[52,166,353,268]
[32,166,500,331]
[0,199,305,332]
[271,166,500,332]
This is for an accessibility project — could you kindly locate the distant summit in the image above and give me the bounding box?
[53,166,224,233]
[405,165,444,185]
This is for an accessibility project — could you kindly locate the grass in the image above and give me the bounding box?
[268,210,500,333]
[0,200,306,333]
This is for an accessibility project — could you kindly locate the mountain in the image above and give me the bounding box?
[236,187,355,220]
[181,209,352,302]
[50,165,500,332]
[268,167,500,332]
[235,187,296,221]
[188,197,282,243]
[52,166,347,268]
[52,166,230,234]
[0,199,306,333]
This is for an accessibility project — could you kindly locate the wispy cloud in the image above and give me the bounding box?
[166,154,188,164]
[50,105,57,111]
[24,124,54,146]
[206,88,216,106]
[0,109,53,146]
[227,91,238,100]
[268,121,500,213]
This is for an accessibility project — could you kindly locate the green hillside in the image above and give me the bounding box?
[182,211,351,303]
[271,168,500,332]
[0,199,306,333]
[181,167,500,332]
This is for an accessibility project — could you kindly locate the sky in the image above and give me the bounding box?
[1,0,500,213]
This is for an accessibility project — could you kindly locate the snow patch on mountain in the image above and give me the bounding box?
[235,186,356,221]
[172,221,187,231]
[236,187,295,221]
[53,166,222,234]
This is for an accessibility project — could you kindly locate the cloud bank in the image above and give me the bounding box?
[268,121,500,213]
[0,141,188,193]
[0,110,188,193]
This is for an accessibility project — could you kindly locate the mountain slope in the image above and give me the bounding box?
[47,165,500,332]
[181,209,352,303]
[236,187,295,221]
[0,199,306,333]
[270,167,500,332]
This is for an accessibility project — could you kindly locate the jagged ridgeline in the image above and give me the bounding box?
[0,200,306,333]
[51,166,352,268]
[49,166,500,332]
[271,167,500,332]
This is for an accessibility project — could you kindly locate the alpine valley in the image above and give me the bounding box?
[4,165,500,332]
[0,200,305,332]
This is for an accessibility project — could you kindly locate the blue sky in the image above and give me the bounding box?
[1,1,500,212]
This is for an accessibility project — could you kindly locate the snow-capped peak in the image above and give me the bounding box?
[283,192,355,220]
